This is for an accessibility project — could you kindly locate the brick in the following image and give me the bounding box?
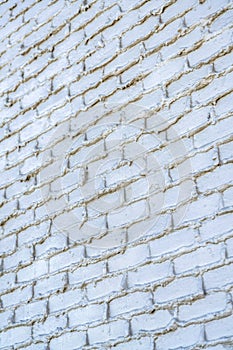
[54,29,84,58]
[34,272,66,298]
[219,140,233,163]
[108,199,148,230]
[104,43,140,76]
[154,276,202,303]
[0,309,13,330]
[49,245,84,273]
[190,148,218,175]
[17,221,50,246]
[178,292,227,321]
[185,0,231,28]
[49,331,86,350]
[203,263,233,291]
[0,326,31,348]
[1,2,233,348]
[161,27,203,61]
[132,310,172,334]
[156,324,202,350]
[223,186,233,208]
[188,29,232,67]
[143,57,184,91]
[85,39,118,70]
[110,291,152,317]
[49,288,83,313]
[176,193,219,225]
[69,303,104,327]
[113,337,154,350]
[0,271,15,293]
[145,17,180,52]
[209,8,233,33]
[200,213,233,241]
[36,233,67,258]
[15,299,47,322]
[214,51,233,73]
[168,65,209,98]
[33,314,66,339]
[87,274,123,300]
[128,261,171,287]
[192,71,233,106]
[1,285,32,308]
[174,244,223,274]
[162,0,196,23]
[70,69,102,96]
[205,314,233,341]
[17,259,48,283]
[150,227,196,258]
[88,319,128,344]
[0,234,16,256]
[197,164,233,193]
[108,244,149,272]
[122,15,156,48]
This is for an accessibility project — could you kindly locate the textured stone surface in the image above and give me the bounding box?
[0,0,233,349]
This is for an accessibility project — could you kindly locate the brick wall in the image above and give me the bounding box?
[0,0,233,349]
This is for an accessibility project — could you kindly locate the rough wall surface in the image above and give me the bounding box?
[0,0,233,349]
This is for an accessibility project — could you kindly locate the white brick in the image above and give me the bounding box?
[108,244,148,272]
[110,291,152,317]
[219,140,233,163]
[214,51,233,73]
[88,319,128,344]
[122,16,156,48]
[49,331,86,350]
[0,234,16,256]
[15,299,47,322]
[174,244,223,274]
[87,274,123,300]
[197,164,233,193]
[113,337,154,350]
[203,263,233,291]
[0,309,13,330]
[176,193,219,225]
[188,29,232,67]
[33,314,66,339]
[36,233,67,258]
[178,292,227,321]
[145,17,180,51]
[200,213,233,241]
[2,285,32,308]
[49,288,83,313]
[143,57,184,90]
[154,276,202,304]
[150,227,196,257]
[18,221,50,246]
[49,246,84,273]
[156,324,202,350]
[0,272,15,293]
[226,238,233,257]
[192,71,233,106]
[17,259,48,283]
[34,272,66,298]
[0,326,31,348]
[132,310,172,334]
[223,187,233,208]
[69,261,104,285]
[205,314,233,340]
[69,303,104,327]
[128,261,171,287]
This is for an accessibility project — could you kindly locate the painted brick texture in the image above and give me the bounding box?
[0,0,233,349]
